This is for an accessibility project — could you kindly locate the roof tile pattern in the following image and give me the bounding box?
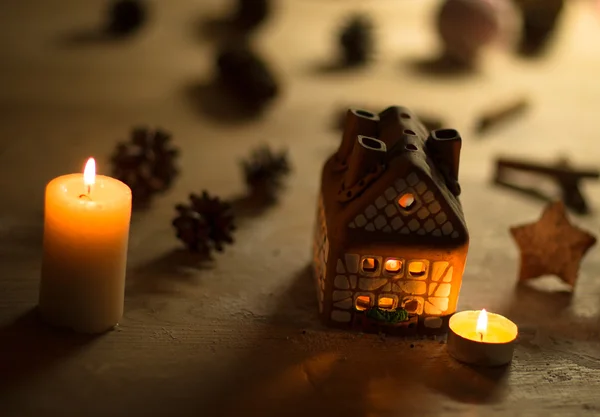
[348,171,461,239]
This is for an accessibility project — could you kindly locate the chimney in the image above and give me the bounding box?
[337,109,380,164]
[378,106,428,155]
[426,129,462,195]
[344,135,387,188]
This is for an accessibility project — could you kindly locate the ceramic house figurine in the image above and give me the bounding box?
[312,106,469,335]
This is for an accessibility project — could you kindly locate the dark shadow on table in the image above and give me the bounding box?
[262,264,321,328]
[191,16,252,44]
[56,28,139,48]
[0,221,43,264]
[0,308,97,394]
[127,190,287,296]
[425,358,510,404]
[183,80,264,125]
[126,248,213,296]
[503,281,572,320]
[230,191,282,221]
[516,35,559,59]
[178,264,509,417]
[0,222,43,248]
[494,178,590,216]
[193,17,230,43]
[405,55,475,78]
[129,190,181,214]
[494,179,555,207]
[131,199,154,213]
[309,60,369,75]
[498,281,574,344]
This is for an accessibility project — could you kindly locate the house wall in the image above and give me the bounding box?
[312,193,328,315]
[325,248,467,330]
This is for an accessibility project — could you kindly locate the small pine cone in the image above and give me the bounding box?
[515,0,564,53]
[339,15,373,66]
[216,46,279,108]
[189,191,236,252]
[233,0,270,30]
[172,204,211,254]
[242,146,291,197]
[111,127,179,205]
[108,0,146,36]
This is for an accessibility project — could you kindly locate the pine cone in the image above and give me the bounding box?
[111,127,179,206]
[216,45,279,108]
[339,15,373,66]
[515,0,564,54]
[107,0,146,36]
[189,192,236,252]
[172,204,211,254]
[241,146,291,198]
[233,0,270,31]
[173,192,236,254]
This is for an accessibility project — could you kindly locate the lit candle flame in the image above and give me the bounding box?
[476,309,488,341]
[83,158,96,195]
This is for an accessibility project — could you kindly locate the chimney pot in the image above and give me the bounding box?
[426,129,462,195]
[344,135,387,188]
[337,109,380,164]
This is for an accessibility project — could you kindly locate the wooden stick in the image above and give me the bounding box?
[496,157,599,180]
[476,98,530,134]
[494,157,599,214]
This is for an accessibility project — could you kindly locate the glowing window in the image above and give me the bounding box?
[362,257,378,273]
[355,295,371,311]
[408,261,427,278]
[384,259,402,274]
[378,297,395,310]
[398,193,415,210]
[403,299,421,314]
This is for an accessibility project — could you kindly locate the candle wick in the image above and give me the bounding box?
[79,184,93,201]
[479,332,484,342]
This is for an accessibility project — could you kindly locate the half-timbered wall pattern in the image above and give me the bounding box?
[329,252,456,329]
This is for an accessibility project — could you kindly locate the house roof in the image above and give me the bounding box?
[321,106,468,247]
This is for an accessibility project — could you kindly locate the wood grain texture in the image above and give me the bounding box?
[1,0,600,416]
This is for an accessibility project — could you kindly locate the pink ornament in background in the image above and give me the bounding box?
[436,0,517,66]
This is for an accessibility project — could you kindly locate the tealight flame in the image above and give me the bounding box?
[476,309,488,339]
[83,158,96,187]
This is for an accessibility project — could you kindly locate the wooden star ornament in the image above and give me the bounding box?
[510,201,597,287]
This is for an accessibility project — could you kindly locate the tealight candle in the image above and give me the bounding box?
[447,309,518,366]
[39,158,132,333]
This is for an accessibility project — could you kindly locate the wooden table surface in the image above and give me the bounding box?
[1,1,600,416]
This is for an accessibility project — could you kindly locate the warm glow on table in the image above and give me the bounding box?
[39,158,132,333]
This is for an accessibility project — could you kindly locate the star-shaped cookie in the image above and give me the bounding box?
[510,201,596,287]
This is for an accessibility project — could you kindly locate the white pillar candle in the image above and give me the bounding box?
[39,158,132,333]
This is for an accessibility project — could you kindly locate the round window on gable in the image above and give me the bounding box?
[398,193,416,211]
